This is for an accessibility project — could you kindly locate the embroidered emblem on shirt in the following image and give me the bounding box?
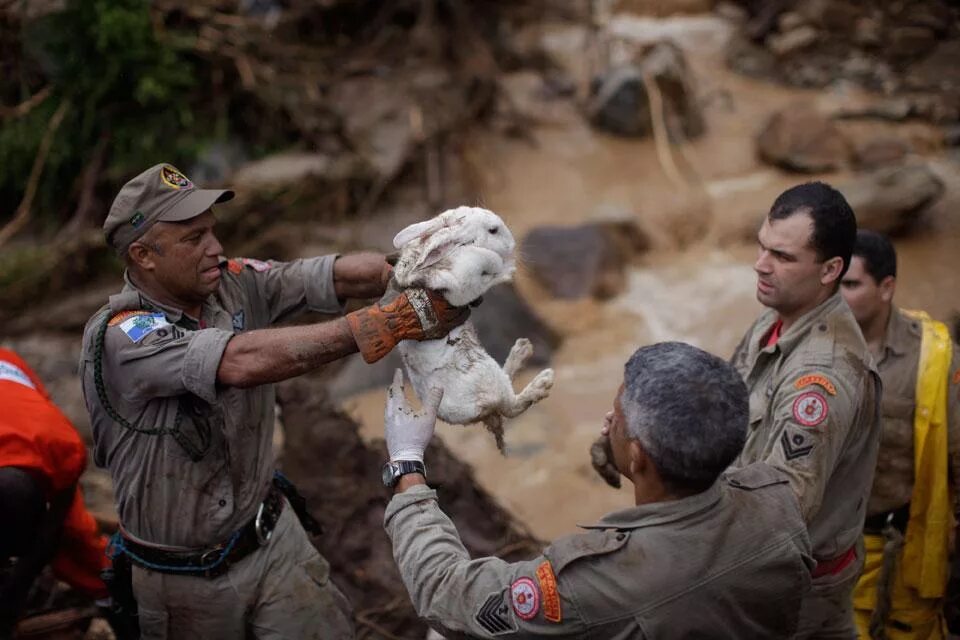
[0,361,36,390]
[232,309,245,332]
[794,374,837,396]
[241,258,272,272]
[475,591,517,635]
[227,259,243,274]
[536,561,562,623]
[109,310,143,326]
[117,312,170,343]
[792,391,828,427]
[160,164,193,190]
[781,429,815,461]
[510,577,540,620]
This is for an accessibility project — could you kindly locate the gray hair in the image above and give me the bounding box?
[621,342,748,491]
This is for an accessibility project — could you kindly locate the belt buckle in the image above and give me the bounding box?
[255,502,273,545]
[199,546,222,568]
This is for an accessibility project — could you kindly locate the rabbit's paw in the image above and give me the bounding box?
[503,338,534,377]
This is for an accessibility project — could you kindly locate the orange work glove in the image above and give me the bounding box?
[346,288,470,363]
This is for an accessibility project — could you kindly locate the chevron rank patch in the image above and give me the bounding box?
[536,561,562,623]
[794,374,836,396]
[474,591,516,635]
[781,428,815,461]
[115,312,170,343]
[793,392,828,428]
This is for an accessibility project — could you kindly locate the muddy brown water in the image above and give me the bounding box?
[342,14,960,541]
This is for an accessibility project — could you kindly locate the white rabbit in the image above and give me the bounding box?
[391,206,555,452]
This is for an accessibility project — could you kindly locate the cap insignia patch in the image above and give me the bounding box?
[510,577,540,620]
[130,211,146,228]
[794,374,836,396]
[792,391,828,428]
[160,165,193,190]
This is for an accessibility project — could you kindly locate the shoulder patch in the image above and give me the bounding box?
[109,309,145,326]
[115,312,170,343]
[0,360,36,390]
[475,591,517,635]
[952,369,960,385]
[227,259,243,275]
[536,561,562,623]
[792,391,828,427]
[794,374,837,396]
[241,258,272,272]
[781,428,815,461]
[510,577,540,620]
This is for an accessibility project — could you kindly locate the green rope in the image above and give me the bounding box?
[93,312,210,461]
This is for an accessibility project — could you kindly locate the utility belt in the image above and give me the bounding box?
[863,502,910,537]
[107,472,321,579]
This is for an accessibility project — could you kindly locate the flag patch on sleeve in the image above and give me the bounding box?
[116,312,170,343]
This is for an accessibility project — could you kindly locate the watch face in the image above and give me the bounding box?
[382,462,397,487]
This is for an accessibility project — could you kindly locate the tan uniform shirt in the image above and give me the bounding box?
[79,256,341,548]
[731,292,881,561]
[866,307,960,516]
[386,463,813,639]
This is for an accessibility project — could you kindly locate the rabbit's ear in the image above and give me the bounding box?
[410,233,459,271]
[393,218,443,249]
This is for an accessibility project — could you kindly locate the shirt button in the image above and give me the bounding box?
[818,324,827,332]
[219,499,227,507]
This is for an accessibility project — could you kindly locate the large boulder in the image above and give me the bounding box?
[756,103,851,173]
[521,217,651,300]
[587,41,705,140]
[840,164,945,234]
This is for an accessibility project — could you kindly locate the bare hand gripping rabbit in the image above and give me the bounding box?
[388,206,555,452]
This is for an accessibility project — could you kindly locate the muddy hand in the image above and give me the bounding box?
[590,412,621,489]
[385,369,443,463]
[346,287,470,363]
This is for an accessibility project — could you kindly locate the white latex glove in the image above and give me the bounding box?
[385,369,443,463]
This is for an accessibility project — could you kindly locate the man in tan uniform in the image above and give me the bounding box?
[382,341,814,638]
[841,230,960,639]
[79,163,468,639]
[729,182,882,639]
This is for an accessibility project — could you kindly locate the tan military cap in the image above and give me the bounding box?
[103,163,234,253]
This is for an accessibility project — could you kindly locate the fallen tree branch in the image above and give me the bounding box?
[0,98,70,248]
[0,85,52,120]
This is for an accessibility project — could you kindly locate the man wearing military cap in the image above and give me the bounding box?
[80,163,469,639]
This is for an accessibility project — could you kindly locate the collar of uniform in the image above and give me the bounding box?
[577,479,722,531]
[121,270,217,327]
[881,306,919,359]
[773,292,844,358]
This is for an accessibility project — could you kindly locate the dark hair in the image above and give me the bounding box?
[769,182,857,279]
[852,229,897,283]
[621,342,748,494]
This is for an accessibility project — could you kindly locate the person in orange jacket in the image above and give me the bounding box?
[0,348,109,637]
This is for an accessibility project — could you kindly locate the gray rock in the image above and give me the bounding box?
[521,219,650,300]
[840,164,945,234]
[853,137,911,171]
[767,26,819,57]
[327,283,560,400]
[757,103,851,173]
[587,41,704,140]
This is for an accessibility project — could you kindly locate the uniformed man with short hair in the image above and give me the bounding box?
[382,341,814,638]
[729,182,882,639]
[79,163,469,639]
[841,230,960,639]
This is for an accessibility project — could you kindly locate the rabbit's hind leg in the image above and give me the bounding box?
[499,368,555,418]
[502,338,534,380]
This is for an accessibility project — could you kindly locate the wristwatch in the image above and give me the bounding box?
[382,460,426,488]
